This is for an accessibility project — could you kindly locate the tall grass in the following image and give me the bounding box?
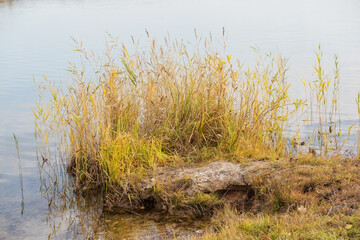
[356,93,360,156]
[303,45,352,156]
[34,35,356,206]
[13,133,24,215]
[34,36,296,202]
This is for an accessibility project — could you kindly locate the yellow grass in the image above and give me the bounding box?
[33,35,354,205]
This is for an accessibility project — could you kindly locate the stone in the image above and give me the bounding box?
[108,161,272,215]
[140,161,270,200]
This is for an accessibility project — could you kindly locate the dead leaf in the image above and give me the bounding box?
[345,224,352,230]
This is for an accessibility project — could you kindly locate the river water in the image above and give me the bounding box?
[1,0,360,239]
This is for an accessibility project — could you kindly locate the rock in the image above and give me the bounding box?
[108,161,271,215]
[142,161,269,195]
[139,161,270,208]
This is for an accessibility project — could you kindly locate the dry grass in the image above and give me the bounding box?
[34,35,299,204]
[34,34,358,212]
[199,208,360,240]
[198,157,360,240]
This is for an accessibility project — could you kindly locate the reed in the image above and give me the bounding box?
[33,35,355,206]
[13,133,24,215]
[299,45,353,157]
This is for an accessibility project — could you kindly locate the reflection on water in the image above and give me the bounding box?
[43,190,206,239]
[102,212,206,239]
[38,151,206,239]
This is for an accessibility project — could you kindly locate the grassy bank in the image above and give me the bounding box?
[34,34,360,238]
[199,157,360,239]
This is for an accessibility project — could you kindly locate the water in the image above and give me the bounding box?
[1,0,360,238]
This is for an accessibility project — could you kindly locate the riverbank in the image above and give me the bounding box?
[71,156,359,239]
[197,156,360,239]
[34,36,360,239]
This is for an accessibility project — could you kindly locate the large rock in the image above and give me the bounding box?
[142,161,270,196]
[107,161,271,215]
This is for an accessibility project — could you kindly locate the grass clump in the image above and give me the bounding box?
[34,35,295,205]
